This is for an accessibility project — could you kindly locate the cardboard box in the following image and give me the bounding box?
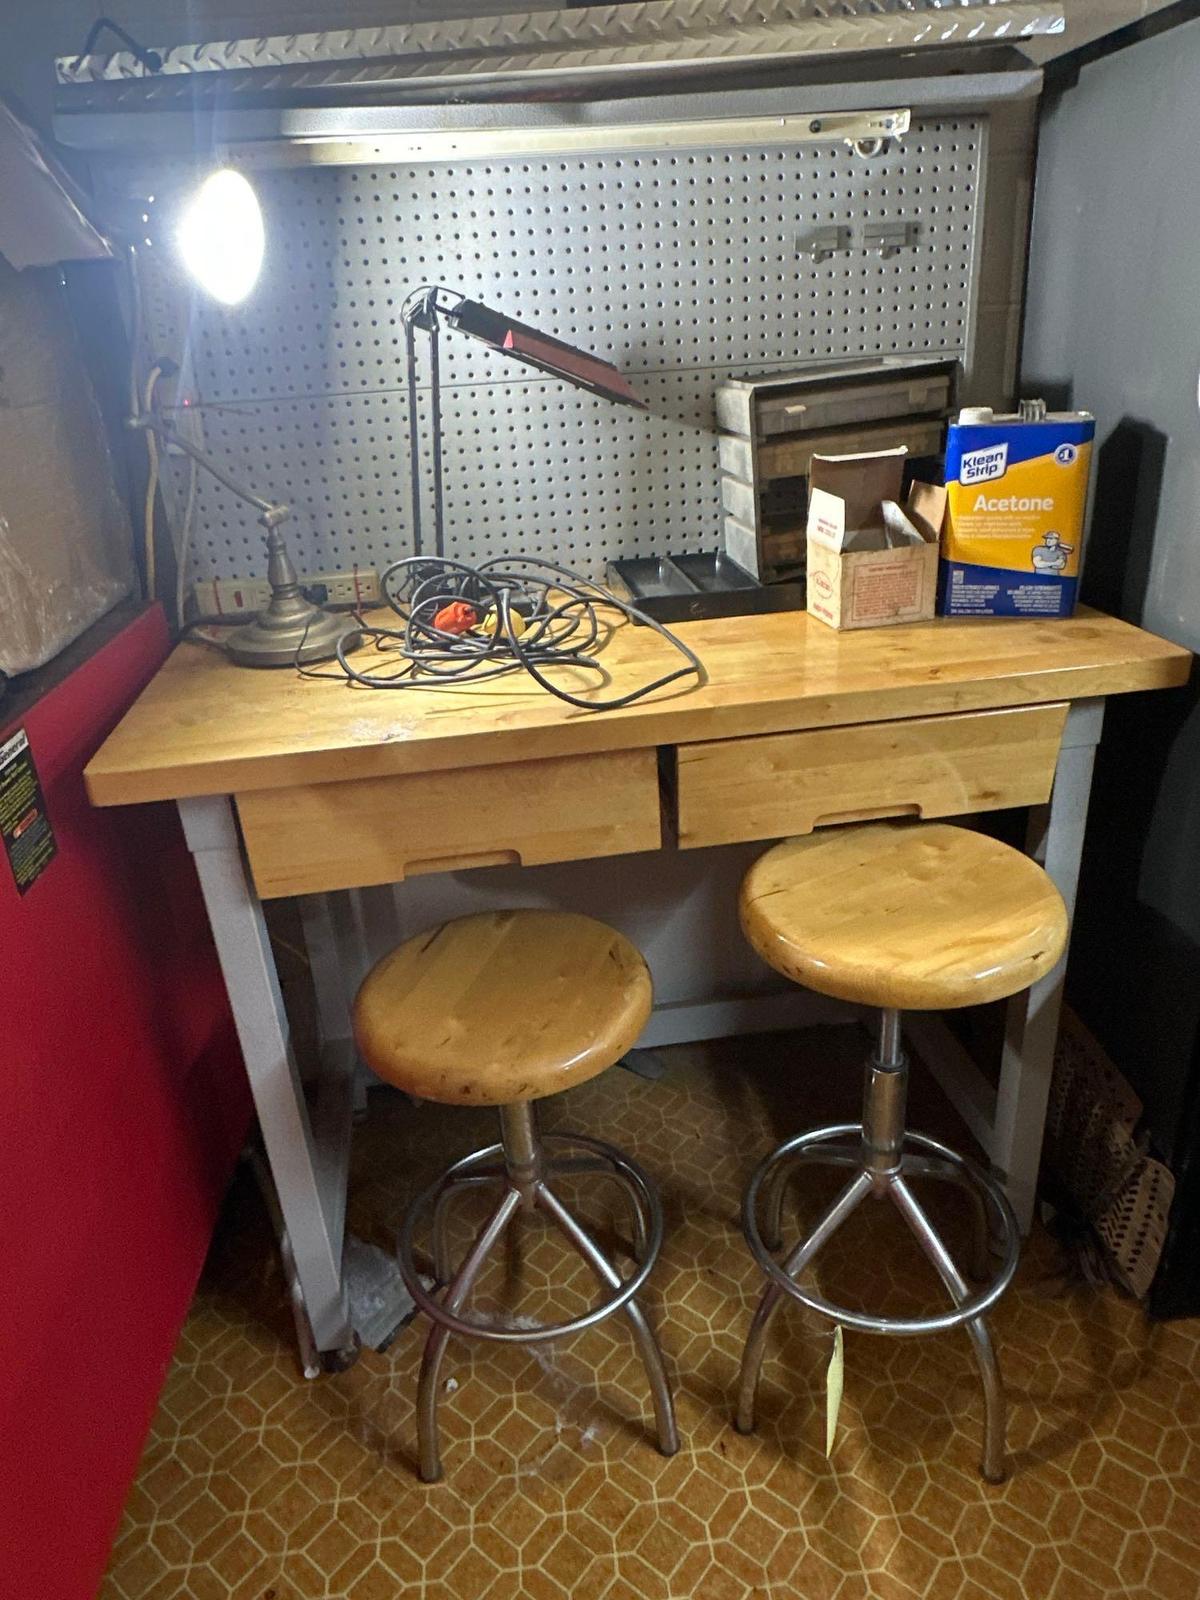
[805,449,943,631]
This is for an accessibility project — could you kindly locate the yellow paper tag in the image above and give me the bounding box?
[825,1326,844,1457]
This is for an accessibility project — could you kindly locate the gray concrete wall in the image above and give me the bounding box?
[1023,11,1200,653]
[1022,13,1200,1157]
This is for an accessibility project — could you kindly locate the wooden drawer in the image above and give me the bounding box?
[754,370,952,437]
[237,749,662,898]
[674,705,1067,850]
[756,416,946,478]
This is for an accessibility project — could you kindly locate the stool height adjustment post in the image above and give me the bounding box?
[499,1101,542,1205]
[864,1007,907,1192]
[877,1006,903,1069]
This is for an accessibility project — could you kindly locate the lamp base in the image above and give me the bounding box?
[226,594,359,668]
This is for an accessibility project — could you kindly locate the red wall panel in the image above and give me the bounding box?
[0,606,250,1600]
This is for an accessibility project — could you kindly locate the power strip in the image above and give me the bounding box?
[191,567,381,618]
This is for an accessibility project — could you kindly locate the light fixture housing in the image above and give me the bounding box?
[401,286,644,562]
[446,299,646,409]
[176,168,264,305]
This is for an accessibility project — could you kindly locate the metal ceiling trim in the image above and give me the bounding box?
[59,68,1044,165]
[56,0,1065,92]
[67,67,1042,173]
[99,107,916,179]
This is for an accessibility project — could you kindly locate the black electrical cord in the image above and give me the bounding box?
[296,554,705,712]
[75,17,162,72]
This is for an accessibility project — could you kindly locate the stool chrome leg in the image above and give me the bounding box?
[418,1188,521,1483]
[537,1183,679,1458]
[549,1155,650,1260]
[738,1012,1017,1480]
[400,1113,674,1481]
[890,1176,1007,1483]
[735,1170,872,1435]
[761,1144,992,1275]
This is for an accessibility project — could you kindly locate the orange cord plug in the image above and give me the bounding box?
[432,601,478,635]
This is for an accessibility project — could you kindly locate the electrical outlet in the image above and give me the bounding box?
[301,568,381,606]
[191,567,379,619]
[191,577,272,617]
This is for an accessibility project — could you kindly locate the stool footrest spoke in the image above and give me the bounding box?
[737,1062,1020,1483]
[400,1114,678,1481]
[744,1124,1019,1337]
[402,1132,662,1339]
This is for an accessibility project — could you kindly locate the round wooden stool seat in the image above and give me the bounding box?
[740,822,1068,1011]
[353,909,652,1105]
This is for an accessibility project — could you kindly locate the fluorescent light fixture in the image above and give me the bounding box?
[177,168,264,305]
[446,298,646,409]
[401,285,644,560]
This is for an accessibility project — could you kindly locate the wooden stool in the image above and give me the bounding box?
[735,822,1069,1482]
[353,908,679,1482]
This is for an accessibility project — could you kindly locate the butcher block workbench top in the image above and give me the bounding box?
[85,606,1191,807]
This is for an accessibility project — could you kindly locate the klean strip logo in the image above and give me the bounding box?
[960,443,1008,484]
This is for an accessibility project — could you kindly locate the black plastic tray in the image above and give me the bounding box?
[607,552,805,624]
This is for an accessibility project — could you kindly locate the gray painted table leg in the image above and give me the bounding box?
[994,697,1105,1231]
[179,796,353,1358]
[911,699,1105,1235]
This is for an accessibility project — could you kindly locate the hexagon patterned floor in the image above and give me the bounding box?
[101,1025,1200,1600]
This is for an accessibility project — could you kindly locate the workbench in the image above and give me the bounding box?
[86,605,1190,1368]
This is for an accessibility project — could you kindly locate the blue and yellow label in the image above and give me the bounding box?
[940,415,1094,617]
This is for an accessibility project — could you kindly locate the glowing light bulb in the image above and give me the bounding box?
[177,169,264,305]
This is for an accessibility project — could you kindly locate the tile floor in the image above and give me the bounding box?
[102,1026,1200,1600]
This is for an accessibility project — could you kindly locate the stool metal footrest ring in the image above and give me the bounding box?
[397,1116,678,1482]
[399,1132,662,1343]
[743,1125,1019,1336]
[737,1119,1019,1484]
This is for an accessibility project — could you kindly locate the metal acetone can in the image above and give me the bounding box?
[939,403,1095,618]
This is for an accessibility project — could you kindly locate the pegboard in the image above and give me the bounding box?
[142,118,985,583]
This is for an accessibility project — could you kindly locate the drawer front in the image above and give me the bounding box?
[756,372,952,437]
[238,749,662,898]
[675,705,1067,851]
[757,416,945,479]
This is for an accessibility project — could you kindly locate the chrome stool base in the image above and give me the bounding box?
[736,1012,1020,1484]
[397,1103,679,1482]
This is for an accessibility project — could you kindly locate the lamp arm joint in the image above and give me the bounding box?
[128,409,289,528]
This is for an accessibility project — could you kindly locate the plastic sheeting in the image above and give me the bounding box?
[0,102,111,271]
[0,256,133,679]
